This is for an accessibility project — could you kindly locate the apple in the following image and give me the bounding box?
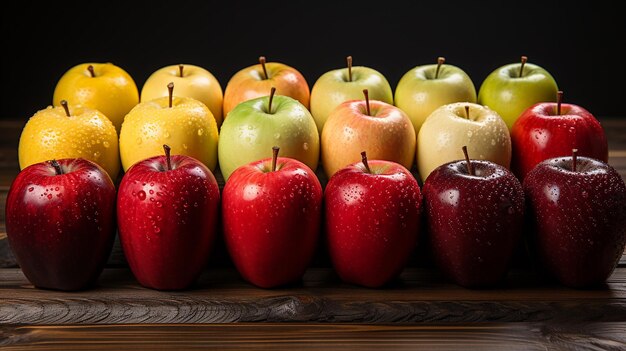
[511,91,608,180]
[218,87,319,181]
[222,147,322,288]
[119,82,219,172]
[478,56,558,129]
[53,62,139,132]
[523,150,626,287]
[141,64,224,127]
[310,56,393,133]
[321,89,415,177]
[395,57,477,135]
[417,102,511,182]
[325,152,422,287]
[223,56,309,117]
[117,145,220,290]
[5,158,116,291]
[423,146,525,287]
[18,101,120,180]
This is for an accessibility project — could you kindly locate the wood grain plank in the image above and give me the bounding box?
[1,322,625,351]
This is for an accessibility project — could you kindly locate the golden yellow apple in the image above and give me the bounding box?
[119,83,218,171]
[53,62,139,132]
[18,101,120,180]
[141,64,224,127]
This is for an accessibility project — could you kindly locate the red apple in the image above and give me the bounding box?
[117,145,220,290]
[5,158,116,291]
[511,91,608,180]
[222,147,322,288]
[325,152,422,287]
[423,147,525,287]
[523,150,626,287]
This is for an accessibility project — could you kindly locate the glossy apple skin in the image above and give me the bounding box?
[322,100,416,177]
[478,62,558,129]
[117,154,220,290]
[222,157,322,288]
[223,62,309,117]
[325,160,422,287]
[523,156,626,287]
[423,160,525,287]
[511,102,608,180]
[394,63,477,135]
[6,158,116,291]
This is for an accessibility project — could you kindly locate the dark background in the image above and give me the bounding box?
[1,0,623,120]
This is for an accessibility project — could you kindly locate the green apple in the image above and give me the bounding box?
[394,57,476,135]
[219,88,319,180]
[310,56,392,133]
[417,102,511,182]
[478,56,558,129]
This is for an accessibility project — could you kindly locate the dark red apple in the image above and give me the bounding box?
[5,158,116,291]
[117,145,220,290]
[325,152,422,288]
[523,150,626,287]
[423,147,525,287]
[222,147,322,288]
[511,91,608,180]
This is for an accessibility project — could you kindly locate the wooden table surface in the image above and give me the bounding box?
[1,118,625,350]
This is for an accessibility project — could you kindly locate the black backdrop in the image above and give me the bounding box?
[1,0,623,120]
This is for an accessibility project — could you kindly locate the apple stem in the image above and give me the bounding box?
[49,159,64,175]
[519,56,528,78]
[268,87,276,113]
[360,151,372,174]
[60,100,71,117]
[435,57,445,79]
[462,146,475,176]
[464,105,470,119]
[572,148,578,172]
[163,144,172,171]
[167,82,174,108]
[178,64,184,77]
[363,89,371,116]
[271,146,279,172]
[87,65,96,78]
[259,56,268,80]
[556,90,563,115]
[347,56,353,82]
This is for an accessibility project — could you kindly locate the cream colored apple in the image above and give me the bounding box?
[417,102,511,182]
[322,90,415,177]
[119,83,218,171]
[141,64,224,127]
[18,101,120,180]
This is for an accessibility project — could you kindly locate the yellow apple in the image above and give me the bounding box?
[119,83,218,171]
[141,64,224,127]
[18,101,120,180]
[222,56,309,117]
[321,90,415,177]
[53,62,139,132]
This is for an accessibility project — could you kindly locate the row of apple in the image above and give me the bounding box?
[20,56,607,185]
[6,143,626,291]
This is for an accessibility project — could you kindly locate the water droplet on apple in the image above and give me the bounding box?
[467,131,473,138]
[582,191,589,198]
[491,139,496,146]
[197,128,204,136]
[136,137,143,145]
[149,189,154,194]
[137,190,146,200]
[47,194,52,199]
[93,151,101,159]
[303,142,309,150]
[103,141,110,148]
[28,187,34,192]
[156,201,163,208]
[274,133,281,139]
[154,226,161,233]
[182,143,188,150]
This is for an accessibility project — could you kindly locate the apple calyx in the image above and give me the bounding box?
[464,105,470,119]
[178,64,184,77]
[48,159,64,175]
[167,82,174,108]
[435,57,445,79]
[360,151,372,174]
[271,146,280,172]
[363,89,371,116]
[267,87,277,114]
[346,56,353,82]
[87,65,96,78]
[556,90,564,115]
[259,56,269,80]
[572,148,578,172]
[462,146,475,176]
[60,100,71,117]
[519,56,528,77]
[163,144,173,171]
